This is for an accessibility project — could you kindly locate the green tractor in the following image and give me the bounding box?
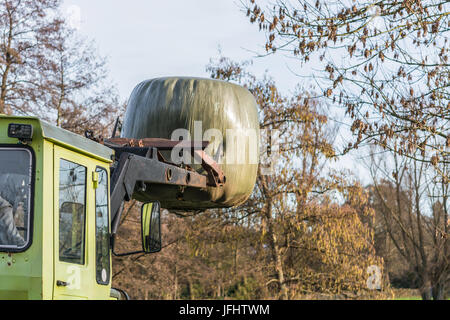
[0,115,226,300]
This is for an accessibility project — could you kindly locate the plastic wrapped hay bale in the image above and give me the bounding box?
[122,77,259,210]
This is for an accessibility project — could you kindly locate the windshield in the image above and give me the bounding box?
[0,147,33,250]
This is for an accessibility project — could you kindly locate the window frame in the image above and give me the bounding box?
[0,144,35,253]
[58,158,87,265]
[94,165,111,285]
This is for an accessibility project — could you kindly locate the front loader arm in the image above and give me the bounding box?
[106,138,225,235]
[109,149,208,234]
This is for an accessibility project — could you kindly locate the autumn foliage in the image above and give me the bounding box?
[113,58,386,299]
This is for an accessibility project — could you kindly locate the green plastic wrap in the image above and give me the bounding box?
[121,77,260,210]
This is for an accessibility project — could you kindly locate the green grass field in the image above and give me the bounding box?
[393,296,450,300]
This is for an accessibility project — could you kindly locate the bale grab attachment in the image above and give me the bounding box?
[102,137,226,234]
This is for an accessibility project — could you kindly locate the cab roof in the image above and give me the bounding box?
[0,115,113,163]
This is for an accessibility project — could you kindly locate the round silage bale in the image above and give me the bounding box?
[121,77,260,210]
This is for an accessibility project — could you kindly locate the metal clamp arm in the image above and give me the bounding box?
[110,151,208,234]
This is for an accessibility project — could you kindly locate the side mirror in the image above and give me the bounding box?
[141,201,161,253]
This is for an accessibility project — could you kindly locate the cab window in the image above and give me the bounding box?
[95,167,110,285]
[59,159,86,265]
[0,147,33,251]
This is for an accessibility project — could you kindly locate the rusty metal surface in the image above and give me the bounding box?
[192,149,225,187]
[108,138,227,232]
[104,137,209,150]
[110,151,209,233]
[121,77,260,209]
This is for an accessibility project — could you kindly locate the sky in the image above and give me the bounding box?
[60,0,369,181]
[61,0,302,100]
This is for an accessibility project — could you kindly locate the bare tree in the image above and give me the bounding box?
[35,25,121,136]
[0,0,121,136]
[204,56,385,299]
[0,0,63,114]
[369,150,448,299]
[243,0,449,180]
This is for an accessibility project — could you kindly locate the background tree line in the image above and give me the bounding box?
[0,0,120,135]
[0,0,447,299]
[242,0,448,299]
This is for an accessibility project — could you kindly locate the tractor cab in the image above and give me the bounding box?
[0,115,221,300]
[0,115,116,299]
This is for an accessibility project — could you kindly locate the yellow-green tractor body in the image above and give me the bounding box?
[0,115,114,299]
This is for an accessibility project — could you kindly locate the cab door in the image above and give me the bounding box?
[52,145,112,300]
[53,146,92,299]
